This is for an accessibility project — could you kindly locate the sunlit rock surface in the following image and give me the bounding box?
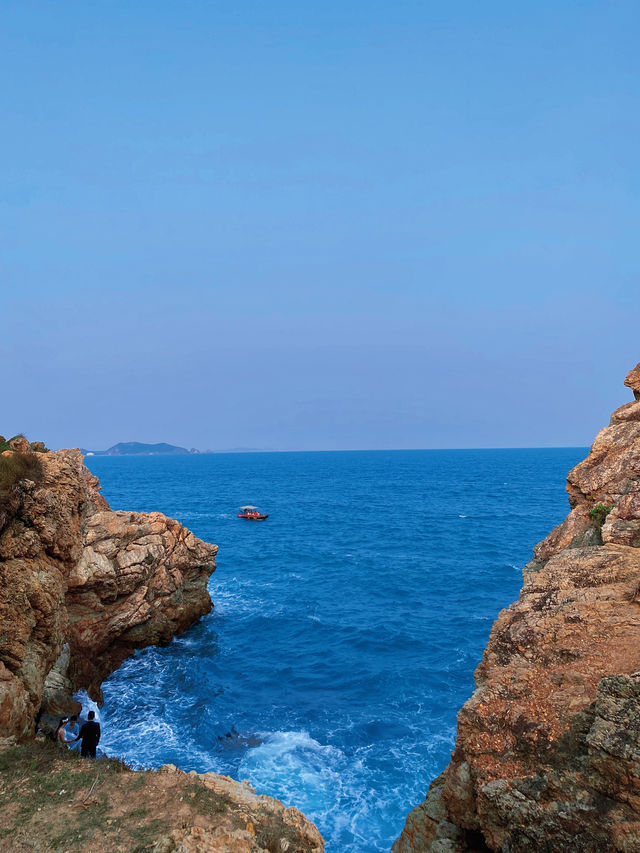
[0,446,217,737]
[394,362,640,853]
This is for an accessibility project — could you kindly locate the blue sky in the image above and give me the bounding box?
[1,1,638,450]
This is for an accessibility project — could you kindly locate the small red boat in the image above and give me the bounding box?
[238,505,268,521]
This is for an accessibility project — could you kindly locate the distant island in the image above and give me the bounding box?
[81,442,200,456]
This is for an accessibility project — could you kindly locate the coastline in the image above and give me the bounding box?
[6,372,640,853]
[0,439,324,851]
[393,362,640,851]
[86,445,586,851]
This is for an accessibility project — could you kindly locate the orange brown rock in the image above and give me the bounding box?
[624,362,640,401]
[0,446,217,738]
[394,362,640,853]
[0,442,325,851]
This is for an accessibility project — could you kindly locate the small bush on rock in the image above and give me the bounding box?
[589,503,614,526]
[29,441,49,453]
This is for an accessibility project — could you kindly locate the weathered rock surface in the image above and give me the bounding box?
[0,446,218,738]
[394,362,640,853]
[155,764,324,852]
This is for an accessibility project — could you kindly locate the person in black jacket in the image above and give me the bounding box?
[75,711,101,758]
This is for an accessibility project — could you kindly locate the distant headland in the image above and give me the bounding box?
[81,441,201,456]
[80,442,275,456]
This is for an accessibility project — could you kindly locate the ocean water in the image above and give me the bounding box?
[83,449,585,853]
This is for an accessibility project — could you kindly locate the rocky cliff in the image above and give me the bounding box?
[394,363,640,853]
[0,439,325,851]
[0,439,218,738]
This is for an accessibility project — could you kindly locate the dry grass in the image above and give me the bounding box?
[0,740,245,853]
[0,740,322,852]
[0,452,42,508]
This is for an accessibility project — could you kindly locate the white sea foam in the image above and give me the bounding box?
[97,704,219,773]
[239,730,347,816]
[74,689,101,721]
[237,728,444,851]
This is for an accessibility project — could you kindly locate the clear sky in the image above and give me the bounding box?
[1,1,638,451]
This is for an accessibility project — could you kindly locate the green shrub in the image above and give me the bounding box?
[589,503,614,526]
[29,441,49,453]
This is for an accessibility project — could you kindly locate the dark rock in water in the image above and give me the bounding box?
[217,726,263,751]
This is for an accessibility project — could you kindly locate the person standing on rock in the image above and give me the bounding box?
[75,711,101,758]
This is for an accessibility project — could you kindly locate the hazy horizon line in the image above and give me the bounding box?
[70,444,590,455]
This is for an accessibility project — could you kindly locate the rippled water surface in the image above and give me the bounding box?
[83,449,585,853]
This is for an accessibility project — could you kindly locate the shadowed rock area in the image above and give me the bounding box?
[393,362,640,853]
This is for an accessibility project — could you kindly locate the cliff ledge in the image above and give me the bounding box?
[0,739,323,852]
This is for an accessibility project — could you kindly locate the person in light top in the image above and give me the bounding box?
[65,715,80,750]
[56,718,73,746]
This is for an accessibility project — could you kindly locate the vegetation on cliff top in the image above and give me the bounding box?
[0,434,49,454]
[0,434,50,509]
[0,739,322,853]
[0,451,42,505]
[0,739,307,853]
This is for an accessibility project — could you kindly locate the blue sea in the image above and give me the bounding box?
[82,449,585,853]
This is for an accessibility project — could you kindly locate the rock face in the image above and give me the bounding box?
[394,362,640,853]
[0,446,218,738]
[155,764,325,853]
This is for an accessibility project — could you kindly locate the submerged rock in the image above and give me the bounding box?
[218,727,264,752]
[394,362,640,852]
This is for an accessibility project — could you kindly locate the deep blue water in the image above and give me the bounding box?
[83,449,585,853]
